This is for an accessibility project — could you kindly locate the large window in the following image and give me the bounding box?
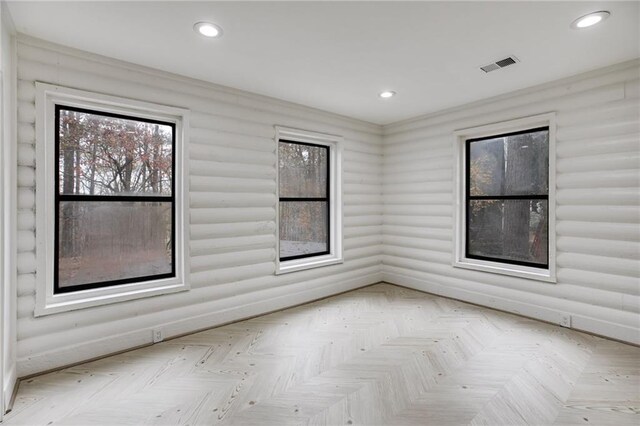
[466,127,549,268]
[36,83,189,315]
[276,127,343,274]
[454,114,555,282]
[55,106,175,293]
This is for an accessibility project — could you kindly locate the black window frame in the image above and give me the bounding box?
[278,139,331,262]
[465,126,549,269]
[54,105,176,294]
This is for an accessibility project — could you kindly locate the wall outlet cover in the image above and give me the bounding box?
[560,315,572,328]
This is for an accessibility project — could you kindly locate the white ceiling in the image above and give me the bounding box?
[7,1,640,125]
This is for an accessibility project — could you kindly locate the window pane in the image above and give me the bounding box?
[58,108,173,196]
[468,199,548,266]
[279,142,327,198]
[57,201,173,288]
[469,129,548,196]
[279,201,328,258]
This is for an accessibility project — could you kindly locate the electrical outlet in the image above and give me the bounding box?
[559,315,571,328]
[152,328,163,343]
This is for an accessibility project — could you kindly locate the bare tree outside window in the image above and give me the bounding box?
[278,141,330,260]
[466,128,549,267]
[56,107,175,292]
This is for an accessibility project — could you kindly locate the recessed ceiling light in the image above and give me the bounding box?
[194,21,223,38]
[379,91,396,99]
[571,11,610,29]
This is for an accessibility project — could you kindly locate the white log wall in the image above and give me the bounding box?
[1,3,18,412]
[15,37,383,376]
[13,35,640,377]
[382,60,640,345]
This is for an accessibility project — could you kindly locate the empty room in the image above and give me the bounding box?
[0,1,638,425]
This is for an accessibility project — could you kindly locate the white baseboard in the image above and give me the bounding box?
[17,273,382,377]
[18,270,636,378]
[3,364,17,414]
[383,272,640,346]
[569,313,640,346]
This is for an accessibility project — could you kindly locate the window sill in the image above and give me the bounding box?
[276,254,344,275]
[34,277,189,317]
[453,258,556,283]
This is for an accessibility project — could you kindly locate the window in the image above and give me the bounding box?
[279,141,330,260]
[454,114,555,282]
[55,106,175,293]
[276,127,343,274]
[36,83,189,315]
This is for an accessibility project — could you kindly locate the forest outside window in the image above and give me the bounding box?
[276,127,343,274]
[279,140,330,261]
[454,114,555,282]
[55,106,175,293]
[35,83,189,315]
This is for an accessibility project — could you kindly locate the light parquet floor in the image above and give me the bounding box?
[5,283,639,425]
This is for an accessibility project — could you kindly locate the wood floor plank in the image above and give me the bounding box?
[4,283,639,425]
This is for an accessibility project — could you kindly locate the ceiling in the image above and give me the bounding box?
[7,1,639,125]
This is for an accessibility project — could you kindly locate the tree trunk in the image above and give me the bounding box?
[503,134,532,260]
[61,120,77,257]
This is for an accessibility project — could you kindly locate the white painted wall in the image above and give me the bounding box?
[15,36,383,377]
[382,60,640,345]
[0,38,4,410]
[1,0,17,412]
[13,34,640,378]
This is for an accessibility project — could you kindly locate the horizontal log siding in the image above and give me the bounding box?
[14,35,639,376]
[16,37,383,376]
[382,60,640,345]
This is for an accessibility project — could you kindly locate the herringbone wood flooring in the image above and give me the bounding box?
[5,283,639,425]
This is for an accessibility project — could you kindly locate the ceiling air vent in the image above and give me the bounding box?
[480,55,519,73]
